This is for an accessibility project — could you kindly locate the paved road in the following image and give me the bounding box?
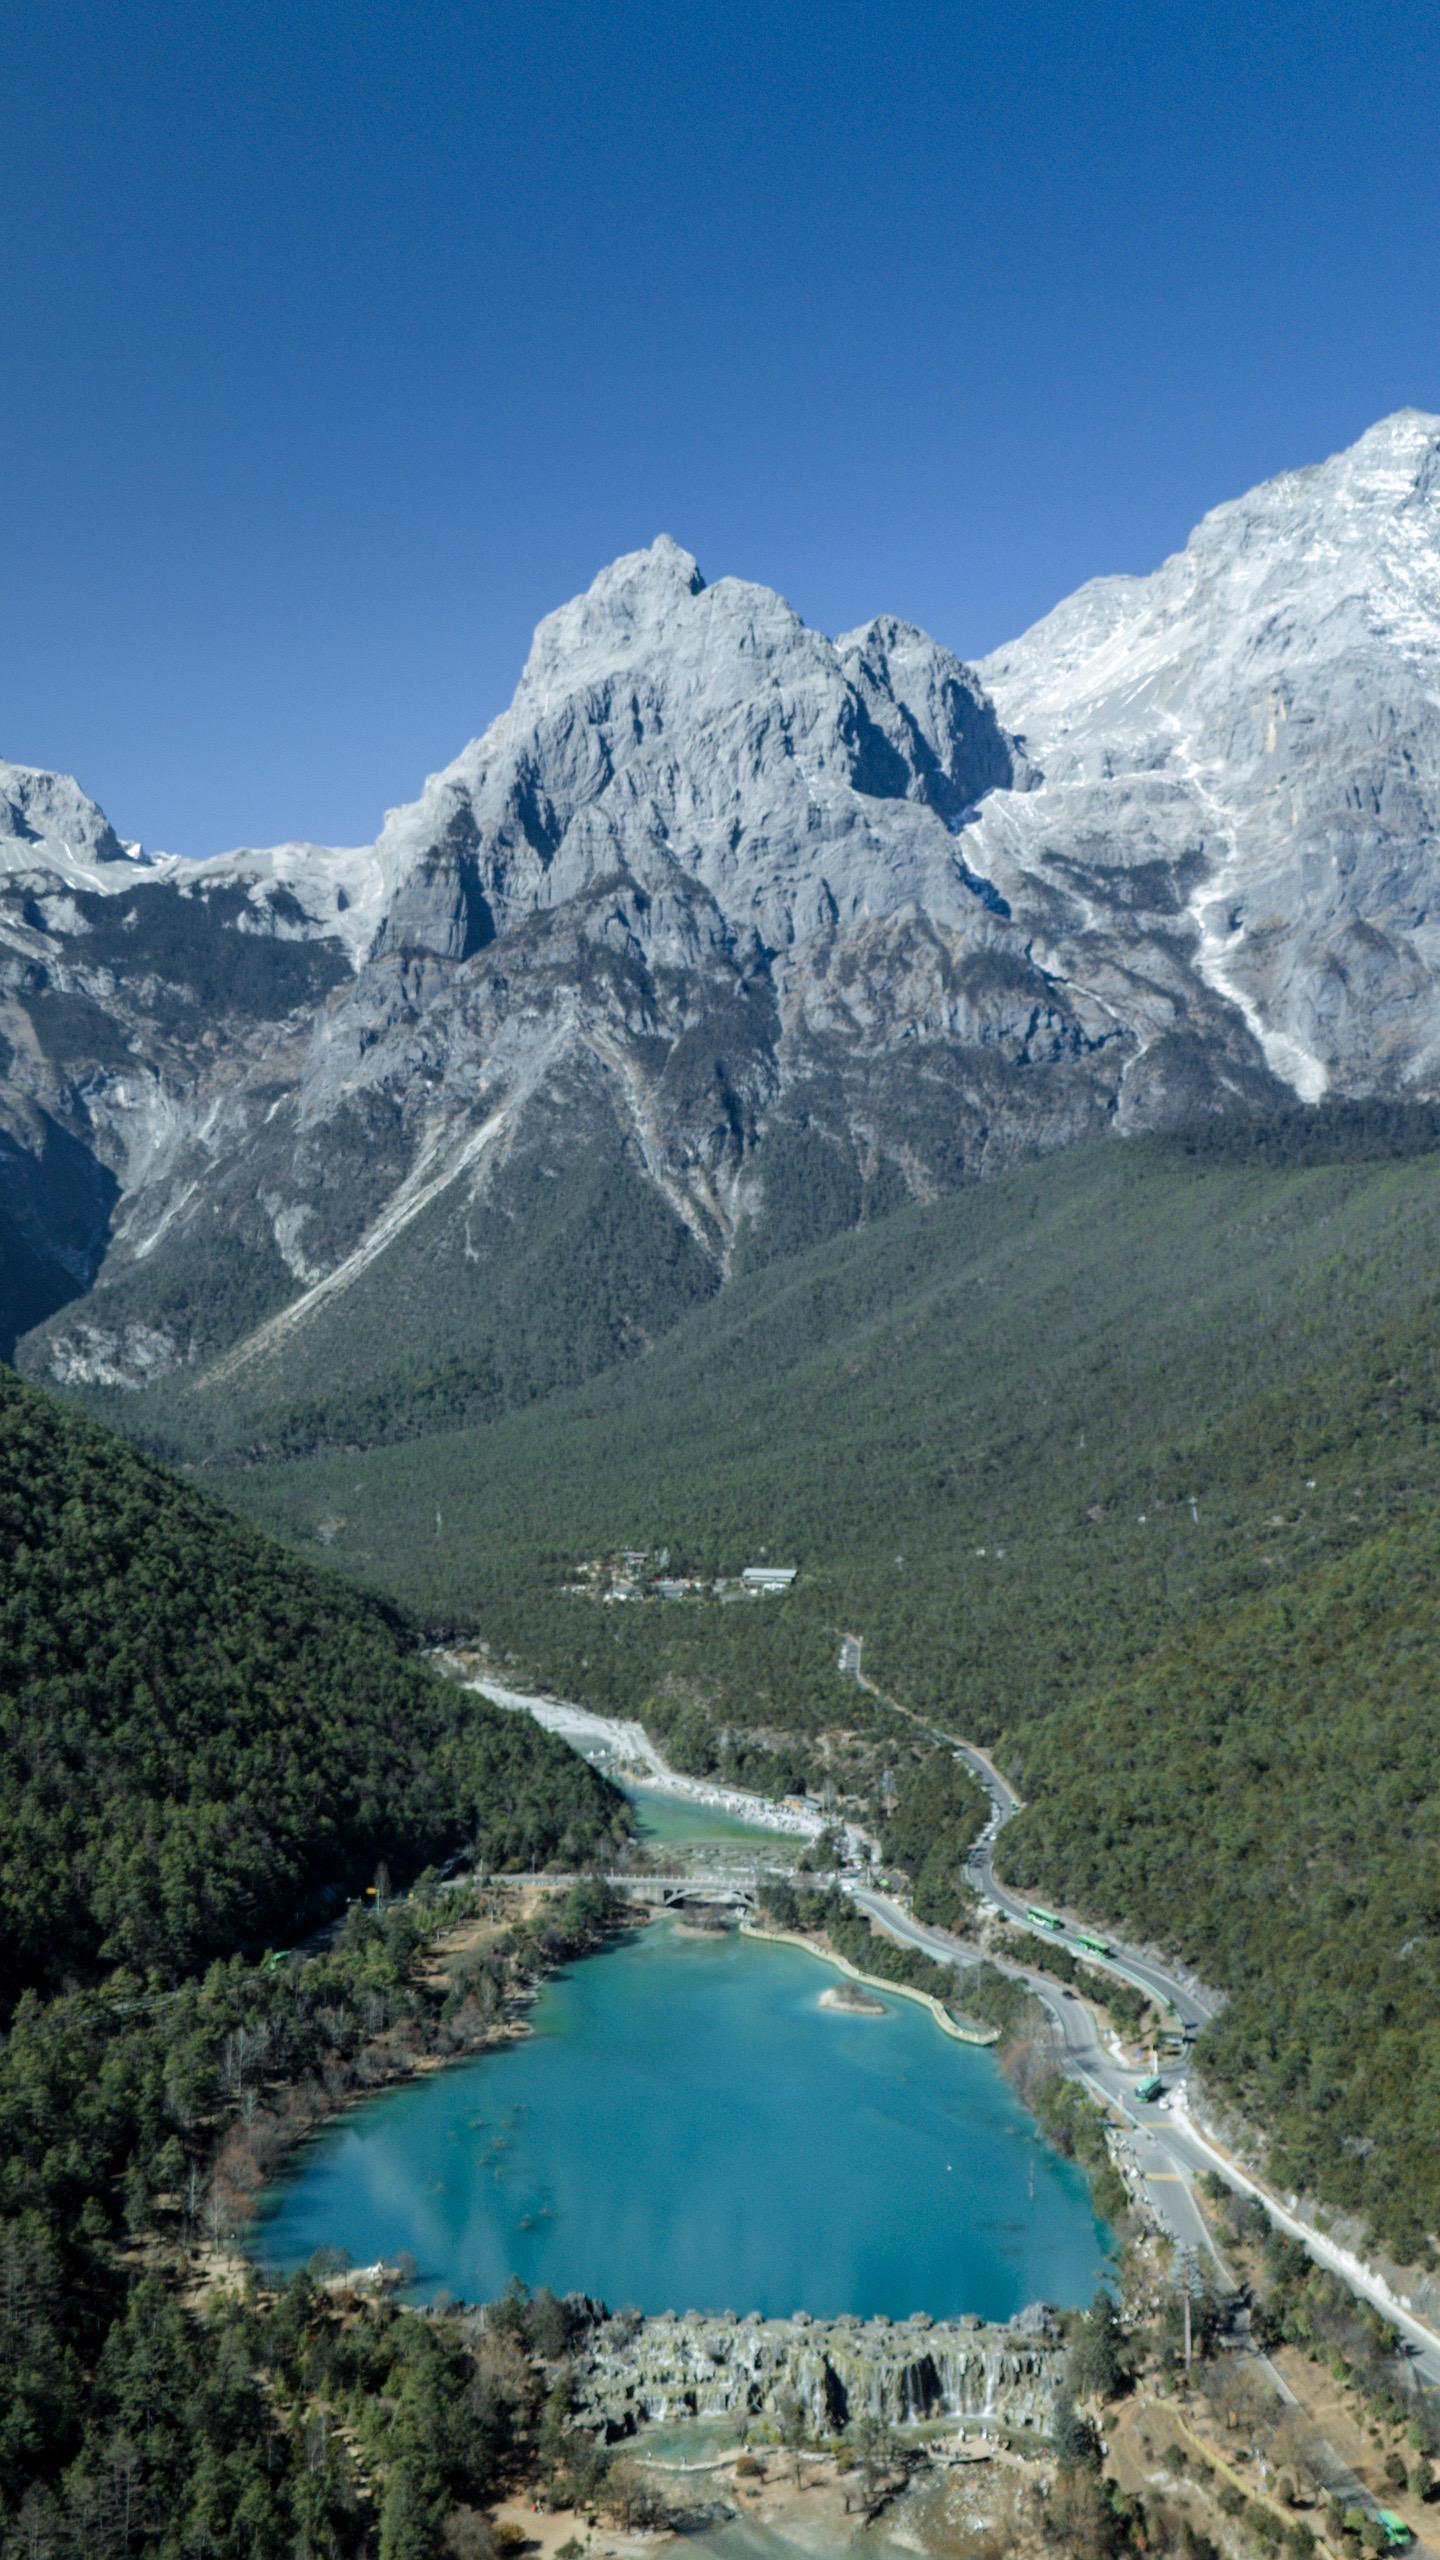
[936,1741,1440,2398]
[849,1679,1440,2416]
[850,1679,1440,2375]
[482,1675,1439,2545]
[858,1678,1218,2039]
[949,1741,1218,2041]
[845,1881,1222,2272]
[847,1876,1439,2543]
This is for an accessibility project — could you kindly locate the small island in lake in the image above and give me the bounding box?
[819,1980,887,2016]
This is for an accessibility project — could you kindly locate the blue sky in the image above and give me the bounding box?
[6,0,1438,854]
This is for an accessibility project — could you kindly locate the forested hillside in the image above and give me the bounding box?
[1006,1508,1440,2260]
[0,1368,627,2000]
[193,1117,1440,2260]
[0,1373,633,2553]
[208,1119,1440,1726]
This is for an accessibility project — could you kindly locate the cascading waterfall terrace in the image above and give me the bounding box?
[567,2306,1062,2440]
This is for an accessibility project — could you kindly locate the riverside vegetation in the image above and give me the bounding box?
[173,1112,1440,2267]
[2,1300,1433,2556]
[0,1380,1105,2554]
[0,1362,1183,2554]
[0,1881,616,2556]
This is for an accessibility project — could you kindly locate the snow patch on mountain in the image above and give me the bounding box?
[976,407,1440,1102]
[7,409,1440,1394]
[0,762,155,884]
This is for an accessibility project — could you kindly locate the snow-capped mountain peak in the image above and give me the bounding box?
[974,407,1440,1104]
[0,761,150,884]
[7,411,1440,1401]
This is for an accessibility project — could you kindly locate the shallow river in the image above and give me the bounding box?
[254,1915,1106,2319]
[622,1783,801,1852]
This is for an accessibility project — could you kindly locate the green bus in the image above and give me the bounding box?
[1027,1906,1065,1932]
[1075,1932,1112,1958]
[1377,2514,1413,2551]
[1134,2074,1165,2103]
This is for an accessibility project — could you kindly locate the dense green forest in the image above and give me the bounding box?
[7,1098,1440,2544]
[1005,1506,1440,2261]
[0,1877,630,2554]
[184,1124,1440,2262]
[0,1368,627,2001]
[0,1375,635,2552]
[202,1129,1440,1690]
[877,1749,988,1932]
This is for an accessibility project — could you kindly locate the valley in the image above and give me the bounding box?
[4,1340,1439,2560]
[188,1121,1440,2266]
[6,411,1440,2560]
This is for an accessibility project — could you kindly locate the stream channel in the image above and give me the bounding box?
[253,1780,1108,2321]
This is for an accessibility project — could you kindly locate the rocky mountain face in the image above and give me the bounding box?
[974,405,1440,1106]
[5,411,1438,1442]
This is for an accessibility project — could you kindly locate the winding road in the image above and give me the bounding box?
[845,1675,1440,2407]
[487,1659,1440,2541]
[845,1877,1222,2274]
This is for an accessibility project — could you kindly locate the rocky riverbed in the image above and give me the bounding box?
[454,1674,830,1842]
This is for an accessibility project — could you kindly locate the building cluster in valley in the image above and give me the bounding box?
[564,1548,799,1604]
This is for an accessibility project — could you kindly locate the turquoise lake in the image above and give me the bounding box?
[622,1782,800,1852]
[254,1921,1108,2319]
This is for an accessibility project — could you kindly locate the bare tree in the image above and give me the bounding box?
[776,2389,810,2487]
[849,2411,897,2506]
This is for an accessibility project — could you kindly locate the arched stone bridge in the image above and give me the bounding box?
[492,1869,840,1914]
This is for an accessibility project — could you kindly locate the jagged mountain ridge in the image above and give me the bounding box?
[5,410,1438,1433]
[973,405,1440,1104]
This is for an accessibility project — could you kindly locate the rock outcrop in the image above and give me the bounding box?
[974,408,1440,1107]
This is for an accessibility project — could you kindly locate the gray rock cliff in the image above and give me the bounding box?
[5,411,1438,1420]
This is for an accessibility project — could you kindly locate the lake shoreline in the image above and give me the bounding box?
[741,1922,1000,2046]
[254,1913,1107,2323]
[236,1886,650,2293]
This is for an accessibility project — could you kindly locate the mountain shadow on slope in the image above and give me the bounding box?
[0,1117,116,1361]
